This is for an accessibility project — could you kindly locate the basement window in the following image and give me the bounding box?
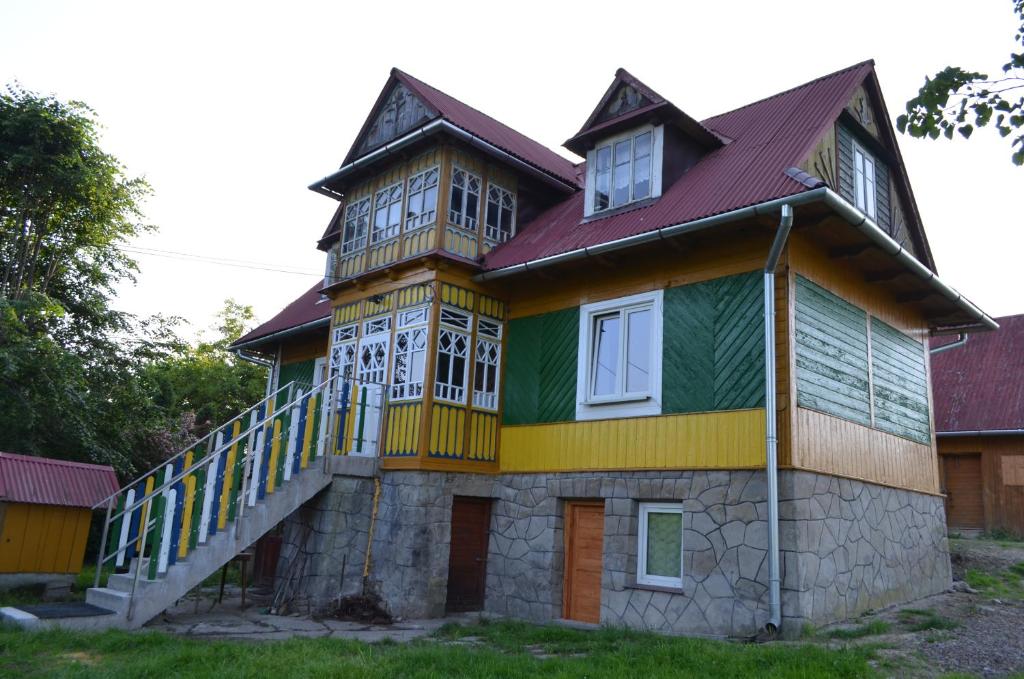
[576,290,663,420]
[637,502,684,588]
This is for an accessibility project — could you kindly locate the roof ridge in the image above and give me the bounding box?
[701,59,875,124]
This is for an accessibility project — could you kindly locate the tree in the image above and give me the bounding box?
[897,1,1024,165]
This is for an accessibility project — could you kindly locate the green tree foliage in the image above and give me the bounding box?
[897,1,1024,165]
[0,85,267,478]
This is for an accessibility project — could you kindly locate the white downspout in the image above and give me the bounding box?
[763,203,793,635]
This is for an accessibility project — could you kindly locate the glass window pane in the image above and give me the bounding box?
[594,146,612,211]
[612,140,631,206]
[626,308,651,393]
[592,313,620,396]
[634,132,651,159]
[486,201,499,228]
[423,185,438,212]
[466,192,478,221]
[633,159,650,201]
[646,511,682,578]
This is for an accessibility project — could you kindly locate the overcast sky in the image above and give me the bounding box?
[2,0,1020,338]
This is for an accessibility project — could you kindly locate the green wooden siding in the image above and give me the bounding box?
[794,276,871,425]
[662,271,765,414]
[278,359,315,390]
[870,318,931,444]
[503,307,579,425]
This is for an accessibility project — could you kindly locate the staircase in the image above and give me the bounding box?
[1,375,364,630]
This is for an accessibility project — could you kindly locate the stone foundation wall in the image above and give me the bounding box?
[278,467,950,637]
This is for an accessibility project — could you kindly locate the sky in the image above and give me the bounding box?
[1,0,1020,339]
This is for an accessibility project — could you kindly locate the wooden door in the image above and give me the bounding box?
[943,454,985,529]
[563,501,605,623]
[446,496,491,612]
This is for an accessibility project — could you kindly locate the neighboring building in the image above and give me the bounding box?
[932,314,1024,537]
[0,452,119,591]
[32,61,996,636]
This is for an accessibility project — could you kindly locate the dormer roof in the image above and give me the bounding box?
[563,68,724,155]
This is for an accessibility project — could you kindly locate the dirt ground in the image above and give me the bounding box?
[816,537,1024,678]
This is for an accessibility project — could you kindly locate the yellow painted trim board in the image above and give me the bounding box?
[218,421,241,530]
[178,451,196,559]
[500,409,767,473]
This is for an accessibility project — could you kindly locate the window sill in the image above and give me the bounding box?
[581,394,651,406]
[627,580,686,595]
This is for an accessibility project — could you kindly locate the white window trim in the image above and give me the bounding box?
[484,182,516,244]
[576,290,663,421]
[637,502,684,588]
[852,139,877,220]
[391,305,429,402]
[341,196,370,253]
[371,181,405,244]
[405,166,439,231]
[448,166,481,231]
[584,124,663,218]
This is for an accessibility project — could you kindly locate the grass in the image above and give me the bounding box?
[823,620,892,640]
[965,562,1024,600]
[0,619,885,678]
[895,609,958,632]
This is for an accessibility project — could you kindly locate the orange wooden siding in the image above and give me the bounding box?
[939,435,1024,535]
[0,502,92,574]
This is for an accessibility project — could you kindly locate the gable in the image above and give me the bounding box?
[355,82,434,158]
[595,82,656,124]
[844,85,881,140]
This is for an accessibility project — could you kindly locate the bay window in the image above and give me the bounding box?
[637,503,684,588]
[577,290,663,420]
[435,307,471,404]
[448,168,481,230]
[391,307,428,401]
[405,167,439,230]
[341,197,370,253]
[372,182,404,243]
[484,184,516,244]
[472,317,502,410]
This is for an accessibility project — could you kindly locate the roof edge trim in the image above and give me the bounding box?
[936,429,1024,438]
[474,187,997,332]
[228,316,331,351]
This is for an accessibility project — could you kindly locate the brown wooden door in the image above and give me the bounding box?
[446,496,491,612]
[563,501,605,623]
[943,454,985,530]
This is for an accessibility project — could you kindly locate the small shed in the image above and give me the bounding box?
[932,314,1024,537]
[0,452,119,585]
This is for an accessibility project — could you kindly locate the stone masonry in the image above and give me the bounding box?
[278,467,950,638]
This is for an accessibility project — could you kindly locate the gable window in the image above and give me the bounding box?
[391,307,428,401]
[341,197,370,253]
[372,182,404,243]
[484,184,516,244]
[853,141,877,220]
[592,128,654,213]
[576,290,663,420]
[435,306,472,404]
[406,167,439,230]
[472,317,502,410]
[448,168,481,230]
[637,503,683,589]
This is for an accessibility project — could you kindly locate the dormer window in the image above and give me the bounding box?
[852,140,877,220]
[585,126,663,218]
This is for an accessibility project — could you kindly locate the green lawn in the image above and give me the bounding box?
[0,619,883,678]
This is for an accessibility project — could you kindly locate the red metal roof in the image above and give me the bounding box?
[0,452,120,508]
[932,314,1024,432]
[394,69,581,188]
[483,61,874,270]
[231,281,331,348]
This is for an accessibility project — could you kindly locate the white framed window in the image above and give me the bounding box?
[333,323,357,344]
[448,167,481,231]
[852,140,877,220]
[435,328,470,404]
[637,503,684,589]
[586,126,663,218]
[372,182,404,243]
[576,290,663,420]
[363,316,391,336]
[473,317,502,410]
[391,306,429,401]
[484,184,516,244]
[341,197,370,253]
[330,325,357,386]
[439,306,472,330]
[405,167,439,230]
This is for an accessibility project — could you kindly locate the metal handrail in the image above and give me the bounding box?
[91,380,310,510]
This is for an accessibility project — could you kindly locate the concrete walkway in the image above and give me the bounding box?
[144,586,486,643]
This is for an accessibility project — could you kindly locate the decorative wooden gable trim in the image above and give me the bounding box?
[342,72,439,166]
[583,69,666,131]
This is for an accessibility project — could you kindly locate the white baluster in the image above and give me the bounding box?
[115,488,136,568]
[199,432,222,544]
[283,401,301,482]
[247,429,264,507]
[157,488,176,575]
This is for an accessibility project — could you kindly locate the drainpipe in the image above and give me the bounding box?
[763,203,793,636]
[233,349,275,368]
[929,333,968,355]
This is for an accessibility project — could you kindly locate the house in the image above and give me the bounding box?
[0,452,119,593]
[20,60,995,636]
[932,314,1024,537]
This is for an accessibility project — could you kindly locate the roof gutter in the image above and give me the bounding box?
[936,429,1024,438]
[229,316,331,352]
[474,187,998,332]
[234,349,275,368]
[309,119,578,199]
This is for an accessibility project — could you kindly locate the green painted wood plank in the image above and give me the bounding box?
[870,317,930,444]
[663,279,715,413]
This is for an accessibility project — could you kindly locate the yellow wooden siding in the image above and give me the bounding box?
[429,403,467,458]
[500,409,766,472]
[793,408,939,494]
[385,402,422,457]
[0,503,92,574]
[468,411,498,461]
